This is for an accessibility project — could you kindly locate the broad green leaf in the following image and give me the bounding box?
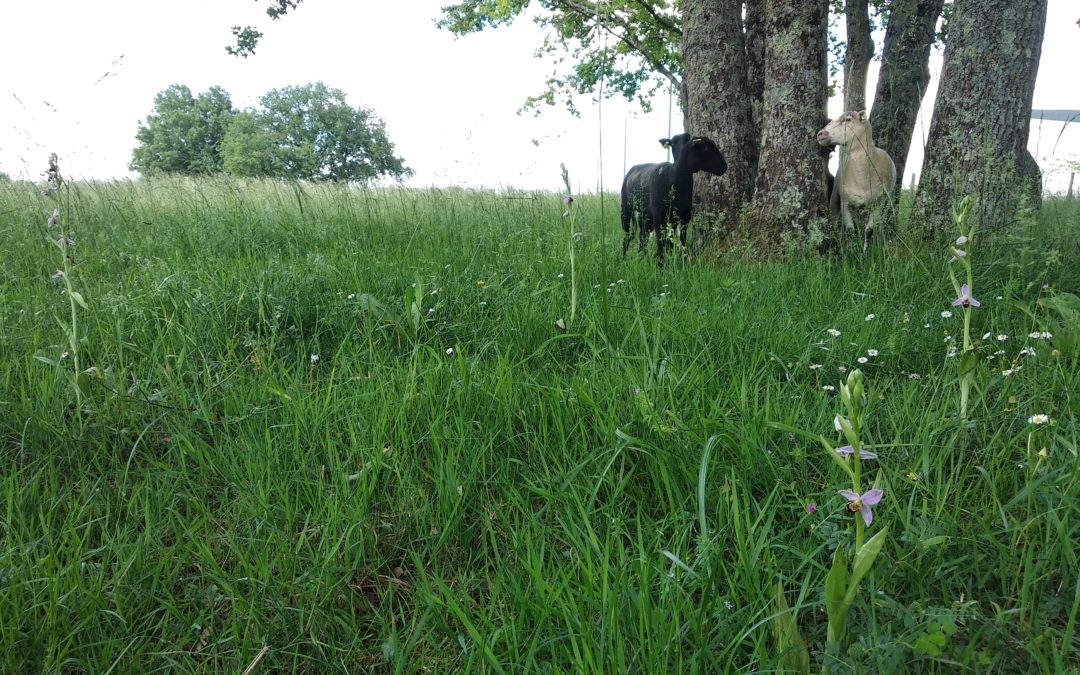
[844,527,889,605]
[70,290,89,309]
[825,547,849,648]
[772,581,810,674]
[956,349,980,376]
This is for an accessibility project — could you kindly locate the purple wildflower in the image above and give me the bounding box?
[806,502,817,514]
[952,284,980,309]
[836,445,877,461]
[839,488,884,527]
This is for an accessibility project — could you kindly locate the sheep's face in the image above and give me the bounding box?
[686,137,727,176]
[817,111,869,147]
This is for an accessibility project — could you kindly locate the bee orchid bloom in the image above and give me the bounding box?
[839,488,884,527]
[951,284,980,308]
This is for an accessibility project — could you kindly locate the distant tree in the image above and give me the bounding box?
[0,171,10,182]
[130,85,235,175]
[225,82,411,183]
[220,111,282,178]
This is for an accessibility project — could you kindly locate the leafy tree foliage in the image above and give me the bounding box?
[224,82,411,183]
[228,0,683,114]
[220,112,281,178]
[133,82,410,184]
[439,1,682,114]
[129,85,235,176]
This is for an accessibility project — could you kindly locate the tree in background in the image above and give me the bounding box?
[132,82,411,184]
[750,0,830,237]
[220,111,282,178]
[129,85,235,176]
[869,0,947,185]
[241,83,412,183]
[911,0,1047,233]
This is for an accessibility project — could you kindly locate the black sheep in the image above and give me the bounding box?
[621,135,727,265]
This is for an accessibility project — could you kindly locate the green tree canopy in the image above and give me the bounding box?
[129,85,235,176]
[223,82,411,183]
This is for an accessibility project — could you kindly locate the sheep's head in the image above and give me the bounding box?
[817,110,869,147]
[685,136,727,176]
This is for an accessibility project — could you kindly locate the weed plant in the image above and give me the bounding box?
[0,176,1077,672]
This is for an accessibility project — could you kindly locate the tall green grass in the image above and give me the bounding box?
[0,176,1077,673]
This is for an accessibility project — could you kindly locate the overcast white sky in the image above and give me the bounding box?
[1,0,1076,193]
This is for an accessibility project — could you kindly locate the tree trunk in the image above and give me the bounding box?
[682,0,757,225]
[745,0,767,136]
[752,0,830,240]
[843,0,874,111]
[869,0,945,184]
[910,0,1047,233]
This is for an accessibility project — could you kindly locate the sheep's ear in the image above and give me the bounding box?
[858,110,868,120]
[659,138,671,148]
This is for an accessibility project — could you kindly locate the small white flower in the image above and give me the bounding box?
[1002,366,1020,377]
[908,373,921,380]
[479,301,487,307]
[941,310,953,319]
[857,356,869,364]
[867,349,879,357]
[1029,331,1042,339]
[982,332,991,340]
[1020,346,1036,357]
[1028,414,1051,426]
[723,600,735,611]
[659,292,667,298]
[997,334,1008,341]
[946,346,958,357]
[924,323,931,329]
[1040,331,1053,339]
[310,354,320,364]
[956,235,968,246]
[993,349,1006,356]
[446,347,455,356]
[827,328,841,337]
[838,365,847,372]
[865,314,875,321]
[996,296,1003,301]
[944,335,953,342]
[834,416,844,432]
[347,293,356,300]
[557,273,565,279]
[428,307,435,314]
[809,363,823,370]
[822,385,836,392]
[902,312,910,324]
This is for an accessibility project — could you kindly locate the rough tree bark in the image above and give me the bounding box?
[869,0,945,184]
[745,0,767,136]
[843,0,874,111]
[681,0,757,225]
[910,0,1047,233]
[752,0,830,240]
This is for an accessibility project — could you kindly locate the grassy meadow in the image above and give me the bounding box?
[0,176,1078,673]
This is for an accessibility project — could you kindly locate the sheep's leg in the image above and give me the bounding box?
[863,210,875,253]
